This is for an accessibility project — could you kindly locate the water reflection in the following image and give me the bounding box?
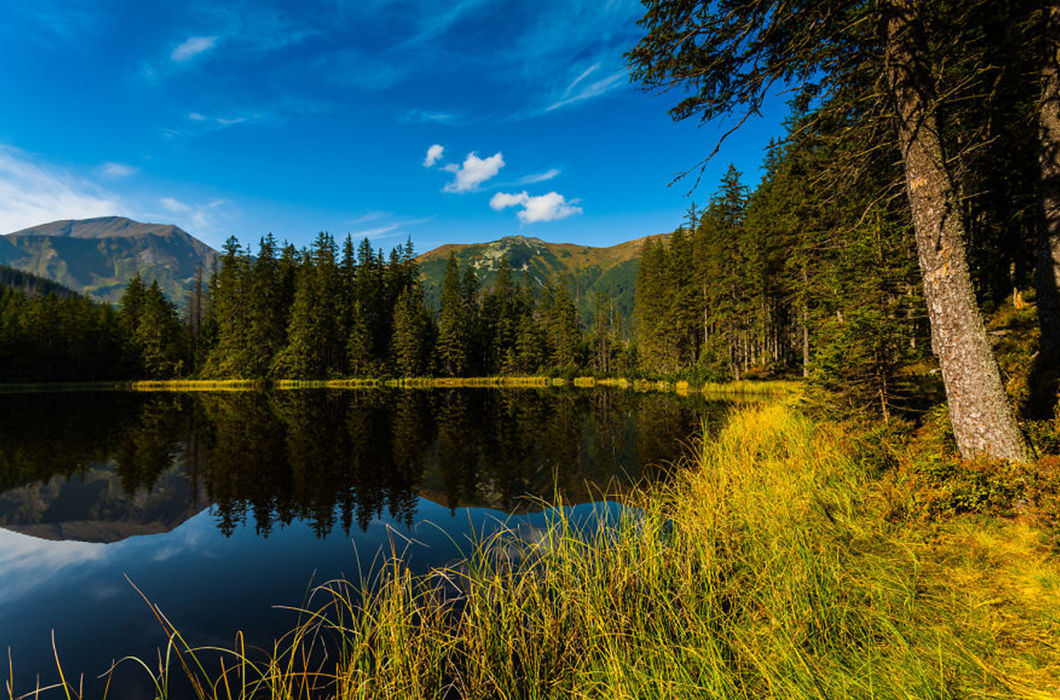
[0,388,724,697]
[0,389,715,542]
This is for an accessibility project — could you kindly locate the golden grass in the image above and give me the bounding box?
[128,380,264,392]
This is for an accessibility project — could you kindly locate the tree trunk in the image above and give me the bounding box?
[884,0,1027,462]
[1038,2,1060,361]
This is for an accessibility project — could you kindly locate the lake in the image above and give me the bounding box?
[0,388,727,698]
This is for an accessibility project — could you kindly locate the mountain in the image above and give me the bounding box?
[417,234,669,329]
[0,216,219,304]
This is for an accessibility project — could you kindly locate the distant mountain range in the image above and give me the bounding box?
[1,217,665,325]
[417,234,668,326]
[0,216,219,304]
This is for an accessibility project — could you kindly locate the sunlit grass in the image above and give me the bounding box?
[128,380,264,392]
[21,402,1058,698]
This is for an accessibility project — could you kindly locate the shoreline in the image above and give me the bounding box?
[0,377,799,396]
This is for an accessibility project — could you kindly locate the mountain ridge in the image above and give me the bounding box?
[417,232,669,328]
[0,216,219,304]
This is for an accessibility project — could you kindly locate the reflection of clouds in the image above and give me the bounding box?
[0,529,105,604]
[0,508,215,606]
[88,582,124,601]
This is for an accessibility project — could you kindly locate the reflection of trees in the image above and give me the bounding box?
[634,394,728,481]
[0,393,186,494]
[435,390,478,510]
[112,396,186,495]
[196,393,289,536]
[0,388,726,539]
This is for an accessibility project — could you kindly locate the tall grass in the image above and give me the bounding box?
[23,403,1059,698]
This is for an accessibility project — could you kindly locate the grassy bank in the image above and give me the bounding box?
[1,377,797,398]
[87,402,1059,699]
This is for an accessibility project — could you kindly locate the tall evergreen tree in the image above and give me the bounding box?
[436,252,470,376]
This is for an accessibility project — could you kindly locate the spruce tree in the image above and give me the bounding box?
[436,252,469,376]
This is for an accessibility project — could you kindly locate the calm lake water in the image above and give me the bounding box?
[0,388,727,698]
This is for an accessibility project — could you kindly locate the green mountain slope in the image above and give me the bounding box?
[417,234,668,329]
[0,216,218,304]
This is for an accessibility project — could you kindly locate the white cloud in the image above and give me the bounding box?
[489,191,582,224]
[443,151,504,193]
[424,144,444,167]
[0,145,119,232]
[489,192,530,210]
[98,162,138,179]
[171,36,218,62]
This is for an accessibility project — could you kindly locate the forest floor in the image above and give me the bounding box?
[99,397,1060,699]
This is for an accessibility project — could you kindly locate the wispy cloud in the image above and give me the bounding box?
[490,190,582,223]
[547,69,627,112]
[351,223,401,239]
[442,152,504,193]
[160,197,190,213]
[424,144,444,168]
[347,211,392,226]
[193,112,253,127]
[0,145,119,233]
[402,109,462,126]
[562,63,600,98]
[154,196,231,236]
[350,215,433,241]
[506,168,561,187]
[98,162,138,179]
[171,35,218,62]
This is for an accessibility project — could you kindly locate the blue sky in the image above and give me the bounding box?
[0,0,789,252]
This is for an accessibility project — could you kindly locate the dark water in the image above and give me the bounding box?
[0,388,726,697]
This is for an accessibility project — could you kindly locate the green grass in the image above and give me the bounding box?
[33,402,1056,699]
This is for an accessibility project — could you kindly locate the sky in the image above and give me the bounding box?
[0,0,789,252]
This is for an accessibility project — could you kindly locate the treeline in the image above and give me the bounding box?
[0,269,188,382]
[634,158,927,416]
[0,283,123,382]
[191,232,626,378]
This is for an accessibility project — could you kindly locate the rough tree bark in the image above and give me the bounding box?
[1038,2,1060,361]
[884,0,1028,461]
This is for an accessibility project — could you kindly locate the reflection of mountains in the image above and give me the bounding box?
[0,463,206,543]
[0,390,720,542]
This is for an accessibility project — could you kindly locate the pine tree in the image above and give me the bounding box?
[204,237,252,377]
[391,283,431,376]
[436,252,469,376]
[118,273,147,375]
[135,280,184,378]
